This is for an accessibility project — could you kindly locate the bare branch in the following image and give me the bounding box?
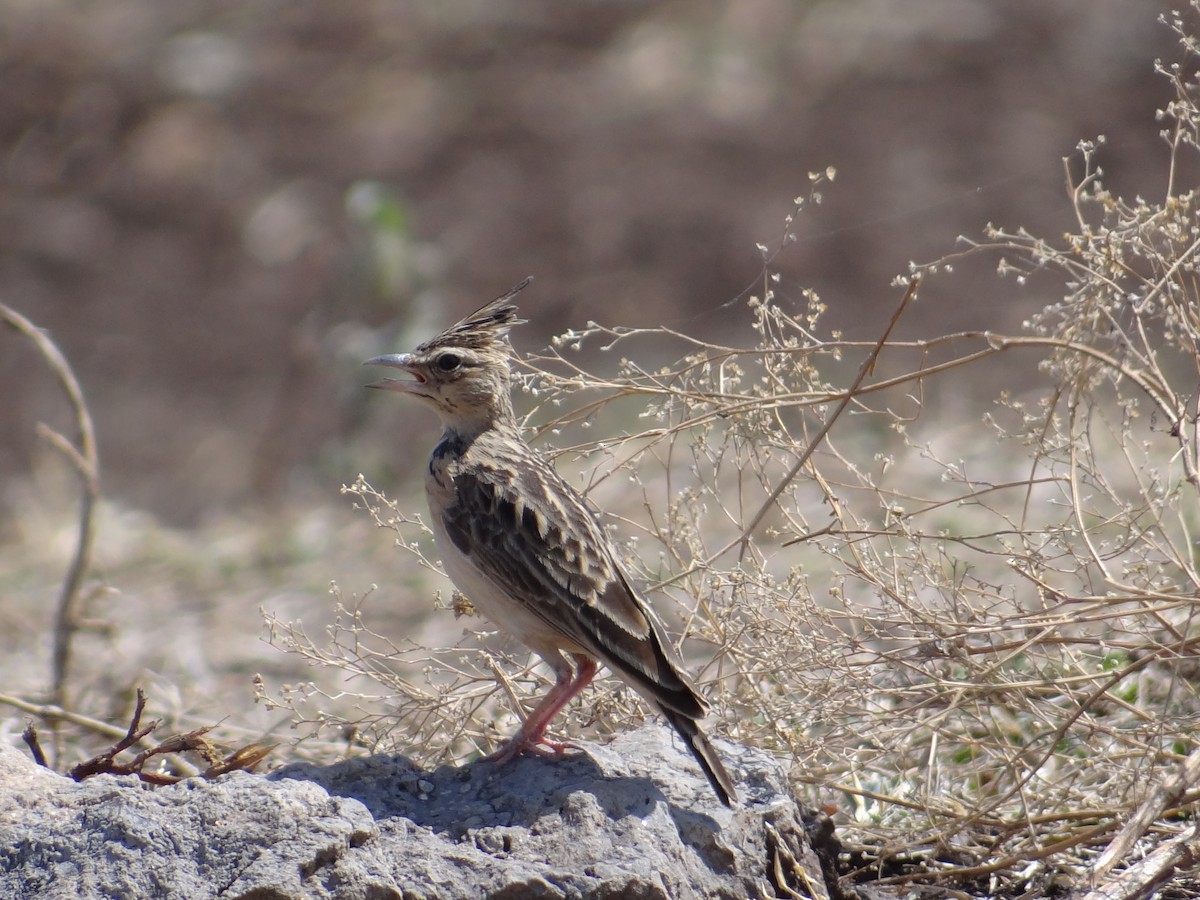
[0,304,100,708]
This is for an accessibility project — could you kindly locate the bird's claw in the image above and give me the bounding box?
[484,733,582,764]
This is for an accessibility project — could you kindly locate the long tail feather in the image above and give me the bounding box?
[659,707,738,807]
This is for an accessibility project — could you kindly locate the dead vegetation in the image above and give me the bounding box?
[0,306,279,786]
[22,688,272,786]
[6,5,1200,898]
[263,9,1200,896]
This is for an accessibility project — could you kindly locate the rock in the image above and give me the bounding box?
[0,724,858,899]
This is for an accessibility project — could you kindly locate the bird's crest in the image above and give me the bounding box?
[418,277,532,354]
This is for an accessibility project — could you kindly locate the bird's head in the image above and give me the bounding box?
[366,277,531,434]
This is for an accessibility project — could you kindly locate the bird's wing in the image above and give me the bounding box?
[441,450,707,721]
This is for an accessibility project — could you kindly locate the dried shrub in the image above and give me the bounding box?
[263,7,1200,891]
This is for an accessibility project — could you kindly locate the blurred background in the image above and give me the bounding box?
[0,0,1189,724]
[0,0,1181,526]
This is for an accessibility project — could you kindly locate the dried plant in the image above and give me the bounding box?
[23,689,272,785]
[0,304,100,711]
[264,7,1200,892]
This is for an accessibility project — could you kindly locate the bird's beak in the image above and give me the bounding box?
[364,353,426,393]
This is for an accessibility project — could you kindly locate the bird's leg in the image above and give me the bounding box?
[487,654,598,763]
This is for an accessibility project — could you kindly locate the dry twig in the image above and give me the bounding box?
[0,304,100,708]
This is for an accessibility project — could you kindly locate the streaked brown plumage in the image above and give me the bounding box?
[366,278,736,807]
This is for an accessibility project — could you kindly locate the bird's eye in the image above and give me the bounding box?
[435,352,462,372]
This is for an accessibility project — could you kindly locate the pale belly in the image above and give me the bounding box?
[427,509,582,658]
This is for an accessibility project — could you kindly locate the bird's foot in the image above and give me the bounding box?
[485,732,582,764]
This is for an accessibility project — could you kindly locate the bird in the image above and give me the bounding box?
[365,277,737,807]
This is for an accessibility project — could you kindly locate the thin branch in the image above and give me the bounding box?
[0,692,138,740]
[1077,823,1200,900]
[21,724,49,768]
[715,275,920,563]
[1088,742,1200,880]
[0,304,100,708]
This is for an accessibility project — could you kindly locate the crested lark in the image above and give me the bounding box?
[366,278,737,807]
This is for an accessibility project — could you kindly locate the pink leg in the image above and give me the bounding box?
[488,654,598,763]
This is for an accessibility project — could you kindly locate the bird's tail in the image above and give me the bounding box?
[659,707,738,808]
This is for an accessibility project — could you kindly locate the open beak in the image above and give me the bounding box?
[364,353,426,393]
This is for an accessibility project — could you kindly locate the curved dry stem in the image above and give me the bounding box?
[0,304,100,707]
